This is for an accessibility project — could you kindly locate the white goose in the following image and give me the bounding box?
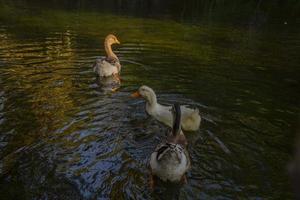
[93,34,121,78]
[131,85,201,131]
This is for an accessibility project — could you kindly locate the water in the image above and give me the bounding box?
[0,1,299,199]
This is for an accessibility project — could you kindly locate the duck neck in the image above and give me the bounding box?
[104,41,118,61]
[172,104,181,136]
[146,92,158,108]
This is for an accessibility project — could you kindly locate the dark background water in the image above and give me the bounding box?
[0,0,299,199]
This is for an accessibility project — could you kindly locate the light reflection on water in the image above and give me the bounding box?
[0,3,299,200]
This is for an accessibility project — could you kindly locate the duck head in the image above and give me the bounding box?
[131,85,157,105]
[105,34,120,46]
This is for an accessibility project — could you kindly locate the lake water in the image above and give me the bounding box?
[0,1,299,199]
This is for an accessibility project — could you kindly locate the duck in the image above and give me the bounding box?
[93,34,121,78]
[149,104,190,187]
[131,85,201,131]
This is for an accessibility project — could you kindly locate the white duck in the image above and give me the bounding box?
[131,85,201,131]
[93,34,121,77]
[149,104,190,187]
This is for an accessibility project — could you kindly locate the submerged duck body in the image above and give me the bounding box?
[93,34,121,77]
[96,74,121,92]
[150,104,190,183]
[132,86,201,131]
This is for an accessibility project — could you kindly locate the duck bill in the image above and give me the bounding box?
[116,39,120,44]
[131,91,141,98]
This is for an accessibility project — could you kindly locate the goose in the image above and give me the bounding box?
[131,86,201,131]
[93,34,121,78]
[149,104,190,188]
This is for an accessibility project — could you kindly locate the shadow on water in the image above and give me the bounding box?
[0,1,299,199]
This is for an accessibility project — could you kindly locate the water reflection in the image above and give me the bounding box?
[0,2,299,200]
[96,76,121,92]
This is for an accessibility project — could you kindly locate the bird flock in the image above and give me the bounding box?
[93,34,201,189]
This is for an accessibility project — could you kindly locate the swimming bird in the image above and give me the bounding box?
[131,86,201,131]
[93,34,121,78]
[149,104,190,187]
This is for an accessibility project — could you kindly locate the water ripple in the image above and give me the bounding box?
[0,12,298,199]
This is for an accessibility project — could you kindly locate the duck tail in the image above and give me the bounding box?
[172,103,182,136]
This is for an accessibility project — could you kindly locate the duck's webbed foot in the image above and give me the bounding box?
[111,87,119,92]
[180,174,187,184]
[113,73,121,82]
[149,173,155,191]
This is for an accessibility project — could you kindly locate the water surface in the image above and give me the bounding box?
[0,1,299,199]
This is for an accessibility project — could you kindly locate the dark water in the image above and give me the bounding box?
[0,1,299,199]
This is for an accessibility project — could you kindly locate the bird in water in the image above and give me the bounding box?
[93,34,121,79]
[149,103,191,189]
[131,85,201,131]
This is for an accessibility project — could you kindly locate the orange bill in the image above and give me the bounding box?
[131,91,141,98]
